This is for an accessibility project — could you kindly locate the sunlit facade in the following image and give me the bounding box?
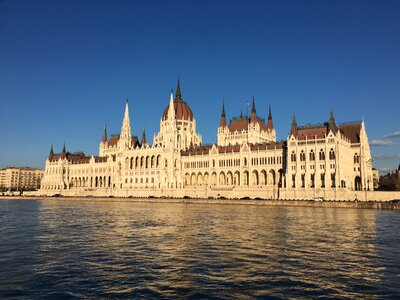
[38,80,373,199]
[0,167,44,192]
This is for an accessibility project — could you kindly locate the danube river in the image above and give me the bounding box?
[0,199,399,298]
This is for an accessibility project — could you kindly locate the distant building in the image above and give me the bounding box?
[0,167,44,192]
[38,79,374,199]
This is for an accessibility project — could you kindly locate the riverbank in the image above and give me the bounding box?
[1,195,399,210]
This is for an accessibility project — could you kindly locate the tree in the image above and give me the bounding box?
[378,170,400,191]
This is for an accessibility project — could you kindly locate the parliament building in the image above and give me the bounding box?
[38,80,374,200]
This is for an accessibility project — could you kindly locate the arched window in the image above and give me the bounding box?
[354,153,360,164]
[300,151,305,162]
[319,149,325,160]
[291,151,296,162]
[331,173,336,188]
[329,149,335,160]
[309,150,315,161]
[135,157,139,168]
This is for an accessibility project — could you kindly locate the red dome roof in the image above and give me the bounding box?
[163,79,194,121]
[163,99,194,121]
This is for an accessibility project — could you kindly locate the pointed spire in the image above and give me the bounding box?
[220,99,226,128]
[240,109,243,118]
[168,92,175,120]
[328,109,337,133]
[124,99,130,121]
[120,99,132,141]
[267,104,274,130]
[175,78,182,102]
[48,145,54,160]
[329,109,335,124]
[61,143,66,159]
[102,124,108,143]
[291,113,298,136]
[141,128,146,146]
[250,96,257,124]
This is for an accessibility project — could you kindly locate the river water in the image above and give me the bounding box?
[0,199,399,299]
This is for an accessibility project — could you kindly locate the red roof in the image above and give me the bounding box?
[163,100,194,121]
[228,117,268,132]
[181,145,212,156]
[339,123,361,143]
[109,135,120,146]
[297,127,327,141]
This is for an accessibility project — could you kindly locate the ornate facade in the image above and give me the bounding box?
[38,80,374,200]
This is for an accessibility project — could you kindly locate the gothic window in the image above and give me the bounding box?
[321,173,325,188]
[291,151,296,162]
[309,150,315,161]
[319,149,325,160]
[329,149,335,160]
[300,151,305,162]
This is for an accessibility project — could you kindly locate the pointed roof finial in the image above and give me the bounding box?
[268,104,272,120]
[328,109,337,133]
[49,145,54,159]
[291,112,298,136]
[102,124,108,143]
[141,127,146,146]
[175,77,182,101]
[267,104,274,130]
[220,99,226,128]
[250,96,257,124]
[329,109,335,124]
[240,109,243,118]
[61,143,66,159]
[292,113,297,127]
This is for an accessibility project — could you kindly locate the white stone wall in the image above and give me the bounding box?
[38,98,379,200]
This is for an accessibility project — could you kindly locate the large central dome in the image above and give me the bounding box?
[162,79,194,121]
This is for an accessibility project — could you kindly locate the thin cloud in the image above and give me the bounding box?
[384,131,400,139]
[370,139,397,146]
[377,167,393,175]
[372,153,400,161]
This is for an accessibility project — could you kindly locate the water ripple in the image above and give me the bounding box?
[0,200,399,299]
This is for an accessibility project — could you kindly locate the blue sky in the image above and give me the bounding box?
[0,0,399,174]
